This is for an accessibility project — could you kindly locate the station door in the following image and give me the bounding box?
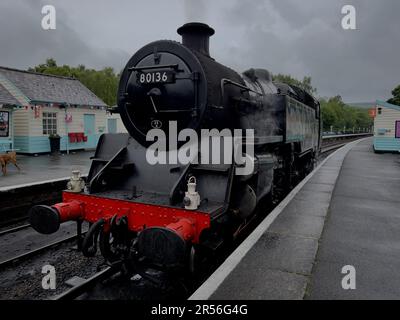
[108,119,117,133]
[84,114,96,148]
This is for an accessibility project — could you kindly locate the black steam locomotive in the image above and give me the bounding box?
[30,23,321,274]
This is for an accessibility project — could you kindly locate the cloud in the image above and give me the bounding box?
[0,0,129,72]
[0,0,398,102]
[184,0,207,22]
[214,0,400,101]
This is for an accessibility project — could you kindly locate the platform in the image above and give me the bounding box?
[190,137,400,300]
[0,151,93,191]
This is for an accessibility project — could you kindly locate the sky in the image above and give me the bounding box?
[0,0,398,102]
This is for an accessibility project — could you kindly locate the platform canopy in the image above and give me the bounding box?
[376,99,400,111]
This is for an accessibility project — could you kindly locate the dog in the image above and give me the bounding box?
[0,151,20,175]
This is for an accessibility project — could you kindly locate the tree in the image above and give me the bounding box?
[28,58,119,106]
[387,85,400,106]
[272,73,317,94]
[319,95,372,132]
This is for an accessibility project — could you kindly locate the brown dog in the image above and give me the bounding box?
[0,151,20,175]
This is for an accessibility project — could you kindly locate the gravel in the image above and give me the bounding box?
[0,240,104,300]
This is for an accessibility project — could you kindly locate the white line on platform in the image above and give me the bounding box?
[189,138,366,300]
[0,174,88,192]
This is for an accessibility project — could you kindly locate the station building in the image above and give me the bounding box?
[373,100,400,152]
[0,66,126,154]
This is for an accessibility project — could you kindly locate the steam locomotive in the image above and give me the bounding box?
[29,23,321,275]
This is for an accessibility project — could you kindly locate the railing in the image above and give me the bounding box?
[322,133,372,141]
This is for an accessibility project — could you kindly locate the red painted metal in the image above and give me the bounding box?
[52,200,83,222]
[166,218,195,241]
[61,192,210,243]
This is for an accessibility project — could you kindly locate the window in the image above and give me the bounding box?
[0,111,9,137]
[42,112,57,135]
[396,121,400,139]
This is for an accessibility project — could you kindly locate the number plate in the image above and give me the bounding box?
[138,71,175,84]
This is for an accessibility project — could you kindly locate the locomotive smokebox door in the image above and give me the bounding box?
[119,42,208,146]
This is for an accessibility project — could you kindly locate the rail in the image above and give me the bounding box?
[0,223,30,236]
[320,132,371,154]
[0,233,84,270]
[54,265,121,300]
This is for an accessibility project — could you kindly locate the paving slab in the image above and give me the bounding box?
[210,263,309,300]
[0,151,93,190]
[307,139,400,299]
[268,211,326,239]
[190,139,362,300]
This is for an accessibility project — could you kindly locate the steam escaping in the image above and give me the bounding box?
[184,0,207,22]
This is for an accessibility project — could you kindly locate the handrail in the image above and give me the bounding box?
[322,133,372,140]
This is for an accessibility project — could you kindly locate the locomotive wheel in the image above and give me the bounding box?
[306,158,315,175]
[189,246,198,274]
[188,244,215,280]
[99,230,120,263]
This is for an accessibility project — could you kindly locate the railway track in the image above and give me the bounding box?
[0,232,83,270]
[320,141,348,154]
[0,223,31,236]
[320,133,371,155]
[54,266,119,300]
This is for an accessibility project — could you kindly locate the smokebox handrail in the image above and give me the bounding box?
[128,64,180,72]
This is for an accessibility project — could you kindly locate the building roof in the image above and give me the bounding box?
[0,83,19,105]
[0,67,107,107]
[376,100,400,112]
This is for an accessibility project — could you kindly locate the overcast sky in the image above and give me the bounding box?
[0,0,398,102]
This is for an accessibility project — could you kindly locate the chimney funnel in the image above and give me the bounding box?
[177,22,215,57]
